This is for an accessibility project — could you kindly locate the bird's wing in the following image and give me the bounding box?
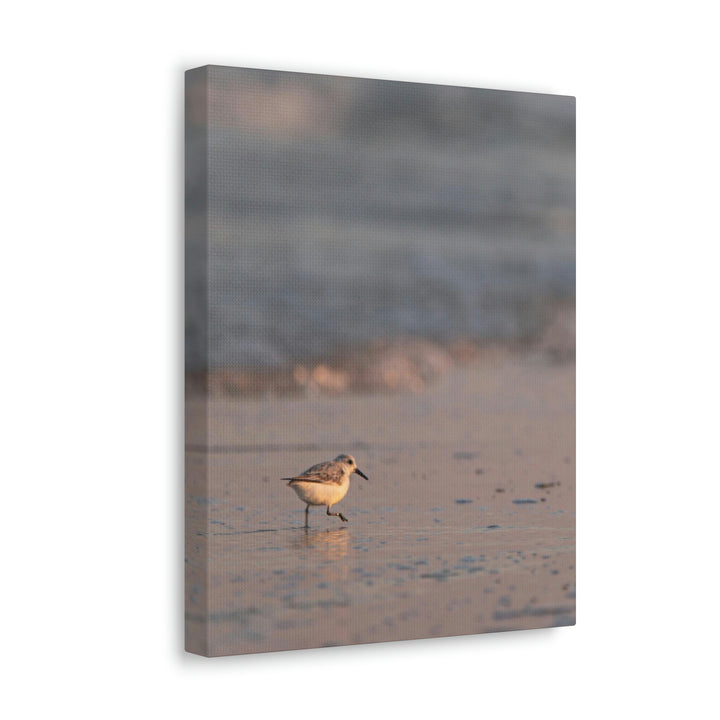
[284,460,344,485]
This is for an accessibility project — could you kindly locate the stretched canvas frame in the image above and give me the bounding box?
[185,65,575,657]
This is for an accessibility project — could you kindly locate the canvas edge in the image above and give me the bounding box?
[185,66,210,657]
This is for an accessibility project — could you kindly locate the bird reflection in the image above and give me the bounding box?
[292,527,349,562]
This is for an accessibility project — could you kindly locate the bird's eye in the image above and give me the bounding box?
[346,458,353,464]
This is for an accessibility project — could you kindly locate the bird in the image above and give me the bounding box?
[284,454,369,527]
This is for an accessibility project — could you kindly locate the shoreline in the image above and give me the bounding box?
[186,345,575,655]
[186,299,574,398]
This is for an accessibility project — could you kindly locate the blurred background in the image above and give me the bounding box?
[186,66,574,395]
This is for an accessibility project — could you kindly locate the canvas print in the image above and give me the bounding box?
[185,65,575,657]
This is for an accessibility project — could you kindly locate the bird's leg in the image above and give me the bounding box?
[304,504,310,528]
[326,506,348,523]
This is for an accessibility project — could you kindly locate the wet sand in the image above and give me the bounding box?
[185,355,575,656]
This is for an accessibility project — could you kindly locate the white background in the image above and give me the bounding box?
[2,2,719,718]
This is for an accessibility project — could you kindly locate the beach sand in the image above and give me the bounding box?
[185,347,575,656]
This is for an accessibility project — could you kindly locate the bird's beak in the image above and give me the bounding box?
[355,468,369,481]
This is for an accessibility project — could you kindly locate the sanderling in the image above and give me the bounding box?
[284,454,369,527]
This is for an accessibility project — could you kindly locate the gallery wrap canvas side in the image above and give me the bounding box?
[185,65,575,657]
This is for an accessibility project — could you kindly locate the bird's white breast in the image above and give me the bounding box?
[290,474,350,506]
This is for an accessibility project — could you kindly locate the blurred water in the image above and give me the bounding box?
[186,67,575,371]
